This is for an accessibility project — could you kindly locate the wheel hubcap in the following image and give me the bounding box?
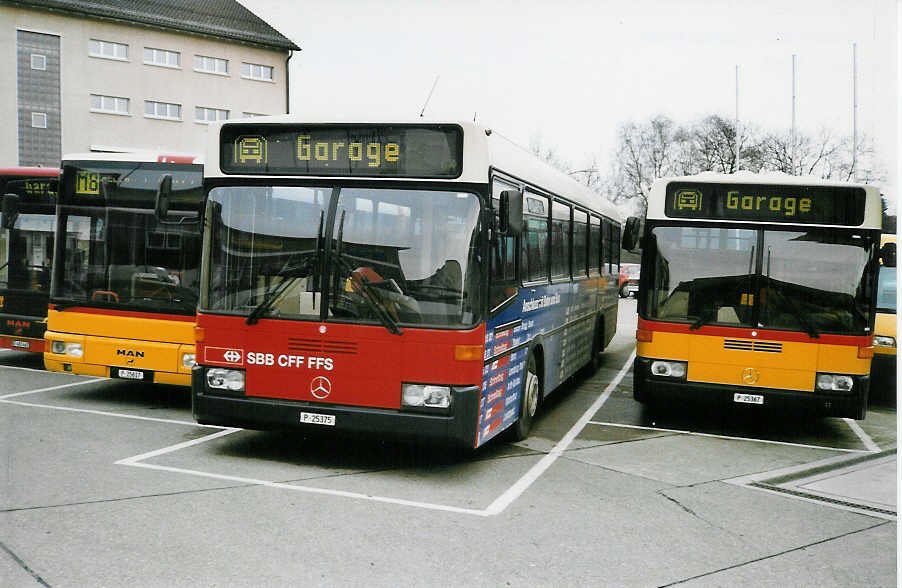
[524,369,539,417]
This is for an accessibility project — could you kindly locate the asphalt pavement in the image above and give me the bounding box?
[0,299,897,587]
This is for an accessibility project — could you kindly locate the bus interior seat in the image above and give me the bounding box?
[716,306,740,324]
[657,291,688,319]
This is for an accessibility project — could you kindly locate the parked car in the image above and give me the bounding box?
[618,263,640,298]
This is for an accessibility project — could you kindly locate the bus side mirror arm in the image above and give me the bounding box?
[499,190,523,236]
[154,174,199,225]
[1,193,20,230]
[622,216,643,251]
[154,174,172,222]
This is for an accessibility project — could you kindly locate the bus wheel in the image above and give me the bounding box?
[510,353,540,441]
[582,320,605,376]
[619,285,629,298]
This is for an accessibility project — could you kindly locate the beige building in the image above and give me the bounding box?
[0,0,299,166]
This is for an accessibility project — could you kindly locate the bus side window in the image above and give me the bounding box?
[602,219,613,273]
[590,215,602,275]
[573,210,589,278]
[522,191,549,283]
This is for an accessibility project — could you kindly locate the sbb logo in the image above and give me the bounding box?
[247,352,275,366]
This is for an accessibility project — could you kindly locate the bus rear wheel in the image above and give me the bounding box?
[510,353,540,441]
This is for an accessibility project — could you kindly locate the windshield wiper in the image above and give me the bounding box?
[689,315,707,330]
[332,210,402,336]
[766,277,820,338]
[245,257,315,325]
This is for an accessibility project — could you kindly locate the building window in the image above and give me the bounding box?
[195,106,229,123]
[143,47,180,68]
[241,62,273,81]
[30,53,47,70]
[194,55,228,75]
[90,94,130,115]
[31,112,48,128]
[145,100,181,120]
[89,39,128,61]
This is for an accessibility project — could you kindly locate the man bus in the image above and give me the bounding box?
[623,172,883,419]
[192,118,622,447]
[0,167,59,353]
[44,153,203,385]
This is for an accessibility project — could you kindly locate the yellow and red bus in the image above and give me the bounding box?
[871,233,896,398]
[44,153,203,385]
[0,167,59,353]
[623,173,883,419]
[192,118,622,447]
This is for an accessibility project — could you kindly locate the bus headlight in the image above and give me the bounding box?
[816,373,854,392]
[874,335,896,348]
[207,368,245,392]
[182,353,196,367]
[650,360,687,379]
[401,384,451,410]
[50,340,82,357]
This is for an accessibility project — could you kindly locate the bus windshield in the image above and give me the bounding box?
[206,185,482,328]
[54,206,201,313]
[0,211,55,295]
[646,225,874,335]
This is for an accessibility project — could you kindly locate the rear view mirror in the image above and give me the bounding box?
[154,174,172,221]
[1,193,20,229]
[499,190,523,236]
[622,216,643,251]
[880,241,896,268]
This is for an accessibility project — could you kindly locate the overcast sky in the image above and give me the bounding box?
[241,0,898,204]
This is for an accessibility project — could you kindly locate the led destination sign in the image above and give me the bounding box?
[665,182,866,226]
[220,124,463,178]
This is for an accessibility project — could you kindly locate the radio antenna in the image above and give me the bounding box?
[418,75,439,117]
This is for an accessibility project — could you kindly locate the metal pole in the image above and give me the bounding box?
[735,65,740,171]
[791,54,797,174]
[852,43,858,180]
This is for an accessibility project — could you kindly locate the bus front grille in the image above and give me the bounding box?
[723,339,783,353]
[287,338,358,355]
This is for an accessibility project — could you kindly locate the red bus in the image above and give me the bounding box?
[0,167,59,353]
[193,119,622,447]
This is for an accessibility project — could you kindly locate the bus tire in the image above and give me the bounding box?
[510,353,541,441]
[619,285,629,298]
[633,357,649,403]
[582,319,605,375]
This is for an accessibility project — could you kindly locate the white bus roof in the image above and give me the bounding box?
[203,116,621,222]
[61,152,203,164]
[645,171,882,229]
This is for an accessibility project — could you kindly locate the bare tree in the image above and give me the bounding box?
[605,113,885,214]
[528,134,571,174]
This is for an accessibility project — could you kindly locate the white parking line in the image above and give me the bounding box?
[115,352,638,517]
[1,398,227,428]
[842,418,881,452]
[482,350,636,515]
[587,421,873,453]
[0,377,105,400]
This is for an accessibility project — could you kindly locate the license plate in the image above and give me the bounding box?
[12,340,30,349]
[115,368,146,380]
[300,412,335,426]
[734,393,764,405]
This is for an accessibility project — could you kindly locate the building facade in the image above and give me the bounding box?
[0,0,299,165]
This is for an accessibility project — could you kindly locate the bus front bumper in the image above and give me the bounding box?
[634,358,869,420]
[191,367,481,448]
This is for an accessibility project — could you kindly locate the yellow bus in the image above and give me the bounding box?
[871,233,896,399]
[623,173,884,420]
[44,153,203,386]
